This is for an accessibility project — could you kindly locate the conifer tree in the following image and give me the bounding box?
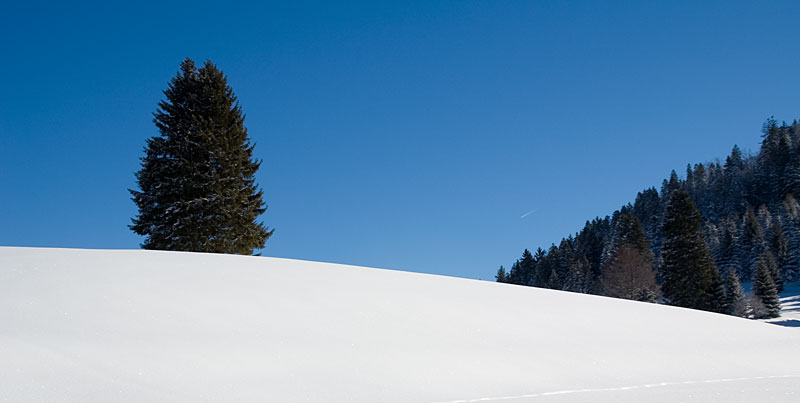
[768,221,789,290]
[740,206,765,281]
[495,266,507,283]
[783,154,800,198]
[722,145,746,216]
[632,187,661,246]
[723,269,747,317]
[564,254,591,293]
[714,218,741,276]
[612,211,652,258]
[752,257,781,318]
[660,189,724,312]
[130,59,273,254]
[781,194,800,281]
[762,250,782,293]
[708,266,726,313]
[533,248,551,288]
[506,260,522,285]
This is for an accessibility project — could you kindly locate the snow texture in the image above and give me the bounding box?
[1,247,799,402]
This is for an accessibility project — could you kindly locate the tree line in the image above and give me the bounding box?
[497,119,798,319]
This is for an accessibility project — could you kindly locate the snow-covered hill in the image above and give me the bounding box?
[1,247,798,402]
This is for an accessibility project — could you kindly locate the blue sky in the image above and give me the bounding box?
[1,1,799,279]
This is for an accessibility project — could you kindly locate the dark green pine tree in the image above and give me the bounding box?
[781,194,800,282]
[632,187,661,244]
[613,211,652,259]
[739,206,765,281]
[782,153,800,198]
[722,269,747,317]
[130,58,273,254]
[533,248,553,288]
[767,221,789,291]
[519,249,536,286]
[715,218,741,277]
[761,250,782,293]
[564,254,591,293]
[722,145,746,216]
[660,189,725,313]
[545,245,564,290]
[708,267,726,314]
[752,257,781,319]
[495,266,507,283]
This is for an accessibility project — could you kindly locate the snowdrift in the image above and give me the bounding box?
[1,247,798,402]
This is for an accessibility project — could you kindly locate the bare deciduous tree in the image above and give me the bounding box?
[601,245,660,301]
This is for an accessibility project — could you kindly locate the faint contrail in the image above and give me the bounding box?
[520,209,537,219]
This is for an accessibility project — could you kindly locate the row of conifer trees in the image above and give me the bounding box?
[497,119,800,319]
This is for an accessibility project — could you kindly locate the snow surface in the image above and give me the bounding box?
[764,281,800,328]
[1,247,799,402]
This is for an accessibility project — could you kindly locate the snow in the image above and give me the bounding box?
[1,247,799,402]
[764,281,800,328]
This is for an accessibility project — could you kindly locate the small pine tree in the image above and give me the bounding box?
[130,58,273,254]
[723,269,747,317]
[495,266,507,283]
[752,257,781,318]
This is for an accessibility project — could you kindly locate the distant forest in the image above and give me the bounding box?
[498,118,800,318]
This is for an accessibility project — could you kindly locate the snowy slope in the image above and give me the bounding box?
[1,247,798,402]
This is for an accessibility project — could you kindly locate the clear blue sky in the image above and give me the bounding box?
[2,1,799,280]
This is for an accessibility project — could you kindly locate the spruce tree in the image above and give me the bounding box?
[761,250,782,293]
[752,257,781,318]
[715,217,741,277]
[505,260,522,285]
[781,194,800,281]
[130,59,273,254]
[722,145,746,216]
[518,249,536,286]
[767,221,789,290]
[783,154,800,198]
[740,206,765,281]
[495,266,507,283]
[564,254,591,293]
[660,189,724,312]
[723,269,747,317]
[632,187,661,246]
[708,266,726,313]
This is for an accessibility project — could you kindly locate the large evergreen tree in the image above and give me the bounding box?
[660,189,724,312]
[130,59,273,254]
